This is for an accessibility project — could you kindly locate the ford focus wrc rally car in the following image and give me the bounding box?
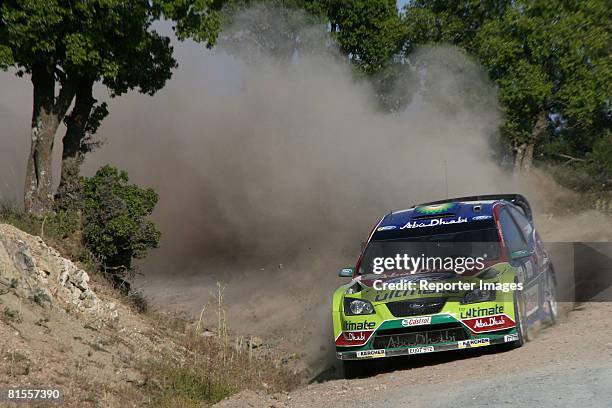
[333,194,557,376]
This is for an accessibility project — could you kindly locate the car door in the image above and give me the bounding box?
[506,206,551,322]
[498,206,541,322]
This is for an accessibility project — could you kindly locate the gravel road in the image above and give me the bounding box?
[216,301,612,408]
[369,361,612,408]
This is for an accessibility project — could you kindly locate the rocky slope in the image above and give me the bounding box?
[0,223,179,406]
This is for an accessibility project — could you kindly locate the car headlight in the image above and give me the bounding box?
[460,289,496,304]
[346,282,362,295]
[344,298,375,315]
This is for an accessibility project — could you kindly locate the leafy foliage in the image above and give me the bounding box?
[325,0,402,75]
[82,166,160,272]
[586,131,612,187]
[0,0,226,213]
[224,0,402,74]
[220,0,330,62]
[0,0,224,94]
[402,0,611,180]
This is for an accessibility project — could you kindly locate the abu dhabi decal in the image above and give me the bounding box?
[461,314,515,333]
[356,349,385,359]
[335,330,375,347]
[400,217,468,230]
[458,338,490,349]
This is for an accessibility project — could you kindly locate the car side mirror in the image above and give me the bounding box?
[510,249,533,260]
[338,267,354,278]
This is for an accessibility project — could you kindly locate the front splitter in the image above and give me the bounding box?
[336,334,517,360]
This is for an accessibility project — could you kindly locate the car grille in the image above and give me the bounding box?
[372,323,468,349]
[385,298,446,317]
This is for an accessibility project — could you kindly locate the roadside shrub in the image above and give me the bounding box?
[0,201,79,239]
[81,165,160,276]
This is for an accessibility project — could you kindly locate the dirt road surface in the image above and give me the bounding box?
[216,301,612,407]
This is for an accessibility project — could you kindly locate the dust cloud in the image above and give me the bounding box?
[3,5,598,375]
[83,6,514,373]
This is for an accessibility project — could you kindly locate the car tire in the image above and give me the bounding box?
[511,287,528,348]
[342,360,368,379]
[544,267,558,325]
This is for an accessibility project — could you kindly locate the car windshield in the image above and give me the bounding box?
[359,222,500,276]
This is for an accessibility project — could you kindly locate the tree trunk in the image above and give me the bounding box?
[23,66,78,215]
[24,67,59,215]
[514,110,547,174]
[56,78,96,211]
[514,141,535,173]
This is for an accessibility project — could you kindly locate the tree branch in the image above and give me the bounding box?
[54,73,79,118]
[554,153,586,163]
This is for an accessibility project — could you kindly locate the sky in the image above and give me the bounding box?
[397,0,410,10]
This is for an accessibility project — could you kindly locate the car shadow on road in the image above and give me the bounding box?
[310,345,513,383]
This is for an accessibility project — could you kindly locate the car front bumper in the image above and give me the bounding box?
[336,333,518,360]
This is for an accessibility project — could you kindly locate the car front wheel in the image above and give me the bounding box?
[511,288,529,348]
[544,267,558,325]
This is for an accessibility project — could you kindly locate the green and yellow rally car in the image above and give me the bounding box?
[333,195,557,376]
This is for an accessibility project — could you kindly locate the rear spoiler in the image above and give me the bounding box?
[418,194,533,222]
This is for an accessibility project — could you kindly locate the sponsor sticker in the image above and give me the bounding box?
[471,215,492,221]
[459,305,504,319]
[504,333,519,342]
[458,338,490,349]
[356,349,386,359]
[343,320,376,331]
[401,316,432,327]
[408,346,435,355]
[377,225,397,231]
[335,330,375,347]
[461,314,516,333]
[400,217,468,230]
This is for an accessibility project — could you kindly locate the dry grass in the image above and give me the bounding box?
[140,284,301,407]
[0,201,97,270]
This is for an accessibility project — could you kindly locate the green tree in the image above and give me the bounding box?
[82,165,160,273]
[402,0,611,173]
[325,0,402,75]
[223,0,408,112]
[224,0,402,75]
[220,1,329,63]
[0,0,225,215]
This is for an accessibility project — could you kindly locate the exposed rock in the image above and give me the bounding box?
[0,223,118,322]
[16,240,36,272]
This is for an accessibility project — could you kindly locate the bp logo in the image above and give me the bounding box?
[415,203,456,215]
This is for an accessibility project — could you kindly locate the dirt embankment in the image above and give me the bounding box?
[0,224,299,407]
[0,223,176,405]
